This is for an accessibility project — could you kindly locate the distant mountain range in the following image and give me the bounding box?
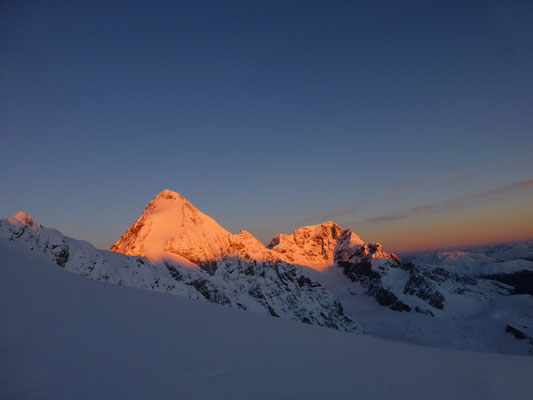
[2,189,532,355]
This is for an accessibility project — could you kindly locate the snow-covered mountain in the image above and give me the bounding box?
[293,229,531,353]
[267,221,359,269]
[406,243,533,298]
[334,240,508,316]
[262,227,529,353]
[0,209,357,331]
[106,190,533,354]
[110,189,274,265]
[406,242,533,277]
[4,240,532,400]
[0,211,201,297]
[267,219,528,323]
[2,189,532,355]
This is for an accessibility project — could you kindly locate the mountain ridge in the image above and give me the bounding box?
[110,189,377,271]
[3,189,533,355]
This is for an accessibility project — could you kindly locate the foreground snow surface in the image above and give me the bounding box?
[1,241,532,400]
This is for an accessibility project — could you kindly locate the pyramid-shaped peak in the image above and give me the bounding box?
[111,190,233,264]
[9,211,41,228]
[143,190,195,214]
[154,189,185,201]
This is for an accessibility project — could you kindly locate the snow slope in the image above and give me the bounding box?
[301,264,533,354]
[1,239,532,400]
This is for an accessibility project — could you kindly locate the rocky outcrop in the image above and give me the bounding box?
[268,221,358,269]
[162,256,358,330]
[333,237,507,316]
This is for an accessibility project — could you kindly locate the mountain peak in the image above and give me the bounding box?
[295,220,341,231]
[111,191,276,265]
[154,189,183,201]
[268,221,348,269]
[111,190,232,264]
[9,211,41,229]
[320,220,340,228]
[142,190,198,216]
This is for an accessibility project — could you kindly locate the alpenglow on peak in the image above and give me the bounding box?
[110,190,370,270]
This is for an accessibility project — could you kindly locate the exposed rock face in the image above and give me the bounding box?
[335,239,400,265]
[163,257,358,330]
[333,239,508,316]
[268,221,358,269]
[335,241,413,312]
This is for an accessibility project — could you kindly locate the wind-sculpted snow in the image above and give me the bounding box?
[0,210,358,332]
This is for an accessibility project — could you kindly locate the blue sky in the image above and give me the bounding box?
[1,1,532,251]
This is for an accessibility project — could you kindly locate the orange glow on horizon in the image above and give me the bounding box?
[355,198,533,254]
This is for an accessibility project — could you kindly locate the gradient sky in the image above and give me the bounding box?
[1,1,532,253]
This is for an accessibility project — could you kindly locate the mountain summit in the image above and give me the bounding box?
[110,190,274,266]
[9,211,41,228]
[111,189,230,265]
